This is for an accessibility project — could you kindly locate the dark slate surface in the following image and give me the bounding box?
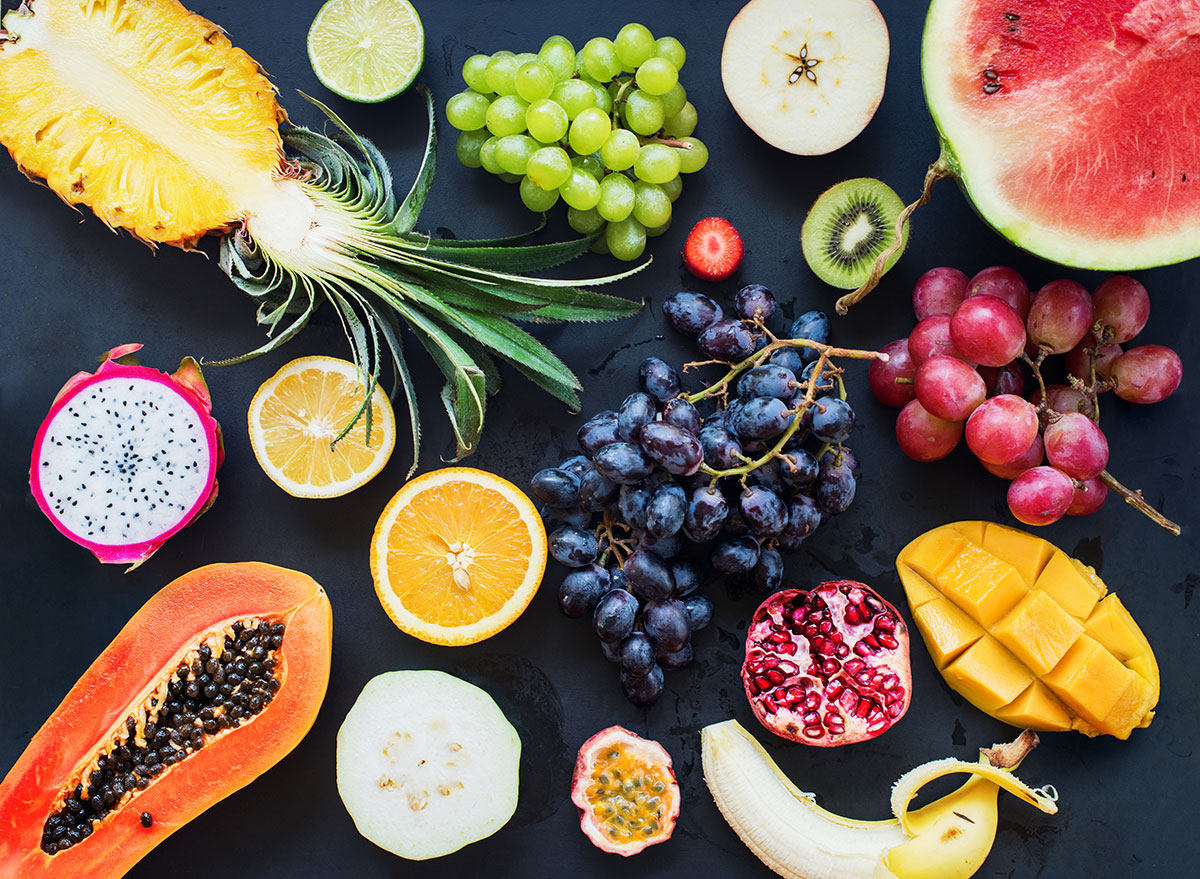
[0,1,1195,876]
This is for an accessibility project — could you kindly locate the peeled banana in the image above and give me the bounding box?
[701,720,1058,879]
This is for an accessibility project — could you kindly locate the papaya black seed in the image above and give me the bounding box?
[140,812,153,828]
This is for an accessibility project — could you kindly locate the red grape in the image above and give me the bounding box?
[869,339,918,407]
[982,434,1044,479]
[1111,344,1183,403]
[950,295,1026,367]
[1030,383,1095,420]
[1067,476,1108,516]
[908,313,973,365]
[1043,412,1109,480]
[896,399,963,462]
[1007,466,1075,526]
[985,363,1025,397]
[1026,280,1094,353]
[912,267,968,320]
[1064,333,1122,386]
[1092,275,1150,344]
[915,356,986,421]
[966,266,1030,319]
[965,394,1040,464]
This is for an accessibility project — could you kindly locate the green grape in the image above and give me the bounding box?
[539,36,576,81]
[606,217,647,261]
[659,82,687,118]
[520,175,560,211]
[580,37,621,82]
[525,98,568,143]
[516,60,556,102]
[622,90,665,136]
[559,168,601,210]
[645,218,672,238]
[677,136,709,174]
[599,129,640,171]
[568,206,606,234]
[614,23,655,68]
[653,36,686,71]
[515,52,539,67]
[462,54,493,94]
[495,134,539,176]
[485,54,520,96]
[446,90,491,131]
[497,172,523,184]
[597,173,636,222]
[551,80,597,120]
[568,107,611,155]
[635,57,678,96]
[660,175,683,202]
[486,95,530,137]
[582,78,614,114]
[662,101,697,137]
[526,146,572,190]
[455,128,491,168]
[633,143,680,184]
[478,136,504,174]
[591,234,611,255]
[572,154,605,182]
[632,180,672,227]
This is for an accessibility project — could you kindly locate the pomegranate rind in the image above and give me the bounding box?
[742,581,913,747]
[923,0,1200,270]
[570,725,679,856]
[28,345,222,569]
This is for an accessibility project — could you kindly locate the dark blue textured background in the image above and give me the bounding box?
[1,1,1195,876]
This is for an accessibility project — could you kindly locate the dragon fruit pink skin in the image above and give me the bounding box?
[28,344,224,570]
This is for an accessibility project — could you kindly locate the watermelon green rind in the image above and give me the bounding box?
[921,0,1200,271]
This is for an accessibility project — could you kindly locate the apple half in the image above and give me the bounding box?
[721,0,890,155]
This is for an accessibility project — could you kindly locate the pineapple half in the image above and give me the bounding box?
[0,0,641,468]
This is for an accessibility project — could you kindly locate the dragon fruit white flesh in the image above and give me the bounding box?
[29,343,223,570]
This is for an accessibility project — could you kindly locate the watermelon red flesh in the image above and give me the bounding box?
[923,0,1200,269]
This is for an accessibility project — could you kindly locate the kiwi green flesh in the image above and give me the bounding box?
[801,178,909,289]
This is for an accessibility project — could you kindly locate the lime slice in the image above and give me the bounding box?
[307,0,425,103]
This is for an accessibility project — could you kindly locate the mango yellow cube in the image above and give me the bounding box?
[1035,551,1104,620]
[935,541,1029,628]
[981,522,1055,587]
[995,682,1073,732]
[1043,636,1135,731]
[913,597,986,668]
[943,635,1034,713]
[993,590,1084,676]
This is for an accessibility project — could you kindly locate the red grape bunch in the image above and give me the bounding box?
[869,266,1183,532]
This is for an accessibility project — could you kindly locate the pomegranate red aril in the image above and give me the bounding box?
[1064,334,1122,385]
[982,434,1044,479]
[1067,476,1109,516]
[1092,275,1150,344]
[1112,345,1183,404]
[1007,466,1075,526]
[895,399,963,462]
[965,394,1040,465]
[966,266,1031,318]
[950,295,1027,366]
[1027,279,1094,353]
[912,267,968,319]
[915,355,986,421]
[869,339,918,407]
[1044,412,1109,480]
[742,581,911,747]
[908,313,973,366]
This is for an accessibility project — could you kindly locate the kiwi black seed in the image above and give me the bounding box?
[800,177,909,289]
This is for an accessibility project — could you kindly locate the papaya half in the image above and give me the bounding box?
[0,562,333,878]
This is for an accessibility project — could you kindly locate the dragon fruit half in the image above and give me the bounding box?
[29,343,224,570]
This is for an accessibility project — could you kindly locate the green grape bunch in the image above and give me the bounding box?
[447,24,708,261]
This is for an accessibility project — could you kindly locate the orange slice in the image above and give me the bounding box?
[247,356,395,498]
[370,468,547,645]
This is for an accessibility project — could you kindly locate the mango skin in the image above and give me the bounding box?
[896,521,1158,739]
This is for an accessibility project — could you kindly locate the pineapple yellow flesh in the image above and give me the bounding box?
[0,0,284,245]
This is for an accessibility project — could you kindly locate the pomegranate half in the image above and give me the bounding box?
[742,581,912,746]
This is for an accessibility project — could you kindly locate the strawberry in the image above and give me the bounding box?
[683,217,744,281]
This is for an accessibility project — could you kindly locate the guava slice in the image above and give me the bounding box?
[923,0,1200,269]
[336,670,521,860]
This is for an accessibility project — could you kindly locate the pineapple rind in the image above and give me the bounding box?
[0,0,284,245]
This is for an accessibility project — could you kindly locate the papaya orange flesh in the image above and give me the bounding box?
[0,563,332,878]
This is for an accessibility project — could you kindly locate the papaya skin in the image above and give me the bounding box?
[0,562,332,878]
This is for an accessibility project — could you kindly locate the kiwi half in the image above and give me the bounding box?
[801,177,909,289]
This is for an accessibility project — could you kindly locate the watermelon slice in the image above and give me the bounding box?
[923,0,1200,270]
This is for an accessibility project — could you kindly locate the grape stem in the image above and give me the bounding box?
[835,155,956,315]
[1099,470,1181,536]
[595,508,637,566]
[640,136,693,149]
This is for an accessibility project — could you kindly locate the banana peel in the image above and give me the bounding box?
[701,720,1058,879]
